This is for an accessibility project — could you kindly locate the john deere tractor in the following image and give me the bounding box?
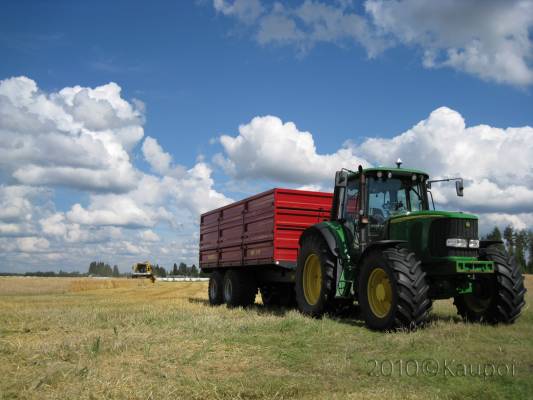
[296,162,526,330]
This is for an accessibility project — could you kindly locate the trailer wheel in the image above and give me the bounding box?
[454,245,526,324]
[295,234,336,317]
[260,284,296,308]
[223,270,257,308]
[358,246,431,331]
[208,270,225,305]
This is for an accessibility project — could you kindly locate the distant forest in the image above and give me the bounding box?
[3,261,205,278]
[5,224,533,277]
[484,225,533,274]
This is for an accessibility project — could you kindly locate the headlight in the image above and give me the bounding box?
[468,239,480,249]
[446,238,468,248]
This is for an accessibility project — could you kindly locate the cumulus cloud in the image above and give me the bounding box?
[139,229,160,242]
[142,136,185,177]
[0,76,143,193]
[215,115,368,184]
[215,108,533,231]
[16,237,50,253]
[208,0,533,86]
[257,1,386,56]
[0,76,232,272]
[0,185,36,222]
[365,0,533,86]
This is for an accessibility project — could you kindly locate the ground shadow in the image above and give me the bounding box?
[426,313,464,324]
[188,297,465,328]
[188,297,210,306]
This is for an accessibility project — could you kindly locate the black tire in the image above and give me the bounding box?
[454,245,526,324]
[295,234,336,317]
[358,246,431,331]
[223,270,257,308]
[208,270,224,305]
[260,284,296,308]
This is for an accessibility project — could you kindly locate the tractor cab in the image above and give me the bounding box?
[332,163,465,255]
[332,165,432,251]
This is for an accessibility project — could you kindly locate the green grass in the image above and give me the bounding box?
[0,276,532,399]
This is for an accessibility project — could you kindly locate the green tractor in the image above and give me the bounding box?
[296,162,526,330]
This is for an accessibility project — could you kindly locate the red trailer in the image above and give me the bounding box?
[199,188,333,307]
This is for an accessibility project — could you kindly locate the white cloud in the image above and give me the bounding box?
[215,108,533,231]
[356,107,533,194]
[0,76,143,193]
[215,115,368,184]
[257,1,387,56]
[141,136,185,177]
[0,76,232,273]
[139,229,160,242]
[209,0,533,86]
[67,196,164,228]
[214,0,264,23]
[16,237,50,253]
[365,0,533,86]
[0,185,36,222]
[169,162,233,215]
[481,213,533,232]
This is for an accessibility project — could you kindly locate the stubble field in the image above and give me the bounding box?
[0,276,532,400]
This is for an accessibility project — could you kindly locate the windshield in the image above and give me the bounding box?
[368,176,426,224]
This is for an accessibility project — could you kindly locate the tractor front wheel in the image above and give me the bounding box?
[454,245,526,324]
[358,246,431,331]
[295,235,336,317]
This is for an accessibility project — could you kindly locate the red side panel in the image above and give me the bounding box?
[274,189,332,263]
[199,188,333,269]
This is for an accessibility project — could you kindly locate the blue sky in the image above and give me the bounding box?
[1,0,532,272]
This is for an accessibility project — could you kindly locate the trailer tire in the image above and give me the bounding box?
[208,270,225,305]
[260,284,296,308]
[223,270,257,308]
[454,245,526,324]
[358,246,431,331]
[295,234,336,317]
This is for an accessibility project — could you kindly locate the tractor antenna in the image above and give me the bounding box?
[396,158,402,168]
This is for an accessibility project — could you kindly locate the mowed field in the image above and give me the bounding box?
[1,276,532,400]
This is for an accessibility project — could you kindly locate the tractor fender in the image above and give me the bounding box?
[480,240,503,248]
[359,240,407,263]
[299,224,339,258]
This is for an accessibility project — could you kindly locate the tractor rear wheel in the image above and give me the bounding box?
[454,245,526,324]
[295,235,336,317]
[208,270,224,305]
[223,270,257,308]
[358,246,431,331]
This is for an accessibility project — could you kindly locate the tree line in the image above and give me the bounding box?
[88,261,120,277]
[86,261,205,277]
[484,225,533,274]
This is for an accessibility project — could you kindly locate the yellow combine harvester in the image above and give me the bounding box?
[131,261,155,282]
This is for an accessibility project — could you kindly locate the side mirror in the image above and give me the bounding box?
[456,179,464,197]
[335,170,348,187]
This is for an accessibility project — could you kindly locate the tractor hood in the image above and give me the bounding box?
[388,210,477,224]
[387,210,479,261]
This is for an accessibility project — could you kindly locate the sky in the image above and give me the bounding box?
[0,0,532,273]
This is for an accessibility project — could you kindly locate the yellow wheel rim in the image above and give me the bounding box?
[367,268,392,318]
[303,253,322,305]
